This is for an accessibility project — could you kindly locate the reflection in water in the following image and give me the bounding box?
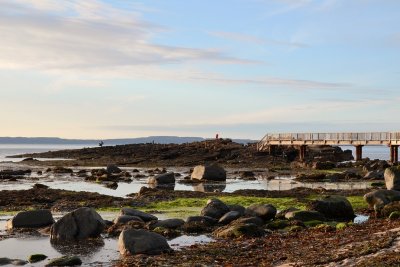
[192,182,227,192]
[51,238,105,256]
[148,183,176,191]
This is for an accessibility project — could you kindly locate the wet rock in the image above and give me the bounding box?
[215,222,265,238]
[50,207,105,242]
[381,201,400,217]
[307,195,355,221]
[312,161,336,170]
[218,211,241,225]
[200,198,230,219]
[364,170,384,180]
[107,164,122,174]
[228,204,246,216]
[186,216,218,226]
[104,181,118,189]
[52,167,73,174]
[114,215,144,224]
[0,169,31,176]
[32,183,49,190]
[389,211,400,220]
[148,219,184,230]
[385,167,400,190]
[240,171,256,180]
[245,204,277,221]
[7,210,54,229]
[276,207,300,219]
[0,258,27,266]
[152,227,180,238]
[28,254,47,263]
[45,256,82,266]
[191,163,226,181]
[233,216,264,226]
[120,208,158,222]
[364,189,400,213]
[285,210,326,222]
[147,172,175,184]
[118,229,172,255]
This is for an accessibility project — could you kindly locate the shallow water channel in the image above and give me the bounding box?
[0,166,372,198]
[0,211,214,266]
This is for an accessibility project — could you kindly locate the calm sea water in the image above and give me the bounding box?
[0,144,94,162]
[0,144,391,162]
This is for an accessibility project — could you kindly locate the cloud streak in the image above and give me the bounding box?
[208,31,308,48]
[0,0,257,72]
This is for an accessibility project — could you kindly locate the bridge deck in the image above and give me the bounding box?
[257,132,400,151]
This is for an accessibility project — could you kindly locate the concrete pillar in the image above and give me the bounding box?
[299,145,307,162]
[355,145,363,161]
[390,145,399,164]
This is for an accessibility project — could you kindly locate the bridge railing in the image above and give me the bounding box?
[259,132,400,145]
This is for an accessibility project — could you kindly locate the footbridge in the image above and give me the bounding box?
[257,132,400,163]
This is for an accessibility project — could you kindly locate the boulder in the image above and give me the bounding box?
[147,172,175,184]
[120,208,157,222]
[364,189,400,213]
[28,254,47,263]
[215,223,265,238]
[45,256,82,266]
[385,167,400,190]
[285,210,326,222]
[0,258,27,266]
[200,198,230,219]
[7,210,54,229]
[228,204,246,216]
[148,219,184,230]
[114,215,144,225]
[186,216,218,226]
[218,211,242,225]
[307,195,355,221]
[245,204,277,221]
[107,164,122,174]
[118,229,171,255]
[191,163,226,181]
[381,201,400,218]
[53,167,73,174]
[50,207,105,242]
[364,170,384,180]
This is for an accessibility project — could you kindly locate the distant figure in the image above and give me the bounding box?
[99,141,104,147]
[216,133,219,140]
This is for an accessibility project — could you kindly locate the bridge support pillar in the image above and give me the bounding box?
[390,145,399,164]
[355,145,363,161]
[299,145,307,162]
[269,145,277,155]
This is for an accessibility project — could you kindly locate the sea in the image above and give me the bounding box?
[0,143,391,163]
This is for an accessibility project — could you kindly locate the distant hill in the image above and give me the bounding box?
[0,136,256,145]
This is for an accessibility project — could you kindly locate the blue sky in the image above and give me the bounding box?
[0,0,399,139]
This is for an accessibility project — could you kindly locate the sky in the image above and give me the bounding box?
[0,0,399,140]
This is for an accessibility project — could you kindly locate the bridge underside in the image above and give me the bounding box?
[258,132,400,163]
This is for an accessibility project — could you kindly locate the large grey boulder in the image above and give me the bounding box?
[191,163,226,181]
[120,208,157,222]
[307,195,355,221]
[50,207,105,242]
[364,189,400,213]
[200,198,230,219]
[285,210,326,222]
[147,172,175,184]
[245,204,277,221]
[7,210,54,229]
[118,229,171,255]
[385,167,400,190]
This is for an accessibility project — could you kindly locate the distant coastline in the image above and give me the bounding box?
[0,136,256,145]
